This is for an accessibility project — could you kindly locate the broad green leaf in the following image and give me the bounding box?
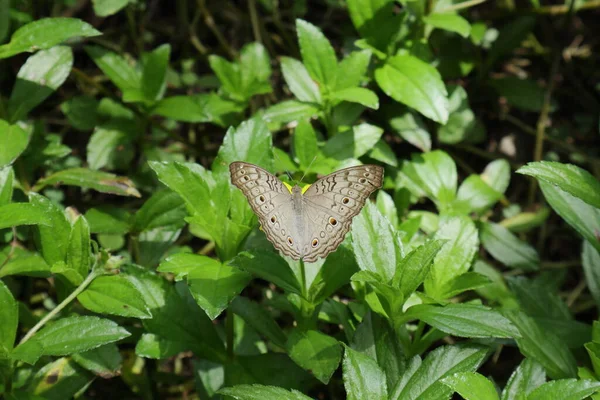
[335,50,371,90]
[403,303,521,338]
[137,228,182,267]
[331,87,379,109]
[389,109,431,152]
[151,95,209,122]
[133,190,186,232]
[11,338,44,365]
[293,120,319,168]
[21,316,130,356]
[280,56,322,104]
[424,216,478,299]
[0,18,100,59]
[376,190,399,228]
[507,277,571,321]
[505,310,577,379]
[352,201,402,282]
[84,206,131,234]
[0,166,14,206]
[231,250,302,295]
[424,13,471,38]
[442,272,492,298]
[0,121,29,166]
[229,296,287,349]
[481,159,511,195]
[239,42,272,97]
[308,245,358,305]
[437,85,478,144]
[501,358,545,400]
[441,372,498,400]
[135,333,188,359]
[473,260,517,307]
[35,168,141,197]
[0,203,51,229]
[323,123,384,160]
[400,150,457,207]
[352,270,404,320]
[454,175,503,214]
[71,343,122,378]
[29,193,71,266]
[141,44,170,102]
[0,251,50,278]
[343,345,388,400]
[528,379,600,400]
[8,46,73,122]
[369,139,398,167]
[480,222,539,271]
[61,95,99,131]
[262,100,319,125]
[187,259,252,320]
[87,124,133,170]
[218,384,312,400]
[375,54,449,123]
[296,19,337,88]
[490,77,556,113]
[583,242,600,308]
[286,329,342,384]
[500,208,550,233]
[92,0,132,17]
[393,239,445,298]
[85,45,141,92]
[390,344,488,400]
[0,281,17,354]
[539,180,600,253]
[346,0,399,53]
[67,215,91,280]
[586,342,600,376]
[78,275,151,319]
[209,55,242,100]
[29,357,93,400]
[518,161,600,209]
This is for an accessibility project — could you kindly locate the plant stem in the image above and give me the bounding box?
[19,270,100,345]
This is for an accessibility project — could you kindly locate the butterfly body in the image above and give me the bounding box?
[230,162,384,263]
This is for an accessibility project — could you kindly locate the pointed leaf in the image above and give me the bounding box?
[343,345,388,400]
[296,19,337,87]
[441,372,499,400]
[78,275,151,319]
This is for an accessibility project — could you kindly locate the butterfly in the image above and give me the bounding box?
[230,161,384,263]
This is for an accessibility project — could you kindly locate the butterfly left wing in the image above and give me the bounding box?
[300,164,384,262]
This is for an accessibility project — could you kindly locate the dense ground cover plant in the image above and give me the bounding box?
[0,0,600,399]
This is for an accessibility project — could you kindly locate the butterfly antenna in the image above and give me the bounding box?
[272,148,294,182]
[299,155,318,184]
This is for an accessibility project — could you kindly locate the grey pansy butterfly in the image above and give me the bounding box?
[230,161,384,263]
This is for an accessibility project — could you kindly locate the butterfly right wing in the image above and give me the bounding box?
[229,162,301,260]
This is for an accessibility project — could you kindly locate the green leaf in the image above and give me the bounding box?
[293,120,319,168]
[331,87,379,109]
[480,222,539,271]
[29,193,71,267]
[0,0,9,43]
[0,203,51,229]
[375,54,449,123]
[67,215,91,280]
[141,44,170,102]
[286,329,342,384]
[61,95,99,131]
[87,124,134,170]
[403,303,521,339]
[78,275,151,319]
[8,46,73,122]
[135,333,188,359]
[85,45,141,92]
[500,208,550,233]
[187,258,252,320]
[505,310,577,379]
[490,77,556,112]
[0,251,50,279]
[21,316,130,356]
[239,42,272,97]
[71,343,122,378]
[209,55,242,100]
[35,168,141,197]
[518,161,600,209]
[0,120,29,167]
[352,201,402,282]
[218,384,312,400]
[280,56,322,104]
[151,95,209,122]
[308,245,358,305]
[0,281,17,354]
[28,357,93,400]
[263,100,319,125]
[342,345,388,400]
[390,344,488,400]
[393,239,445,298]
[133,190,186,232]
[400,150,457,207]
[441,372,499,400]
[437,85,478,144]
[335,50,371,90]
[442,272,492,298]
[501,358,546,400]
[424,216,478,299]
[0,18,101,59]
[352,270,404,319]
[455,175,503,214]
[538,180,600,253]
[376,190,399,228]
[423,13,471,38]
[296,19,338,88]
[84,206,131,234]
[528,379,600,400]
[481,159,511,195]
[0,166,14,206]
[323,123,384,160]
[230,251,302,296]
[583,242,600,308]
[229,296,287,349]
[92,0,132,17]
[346,0,400,54]
[369,139,398,167]
[389,109,431,152]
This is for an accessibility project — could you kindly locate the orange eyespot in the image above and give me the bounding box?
[342,197,349,204]
[287,237,294,245]
[312,239,319,247]
[270,216,276,223]
[329,217,338,226]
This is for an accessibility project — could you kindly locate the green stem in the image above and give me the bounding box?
[19,270,101,345]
